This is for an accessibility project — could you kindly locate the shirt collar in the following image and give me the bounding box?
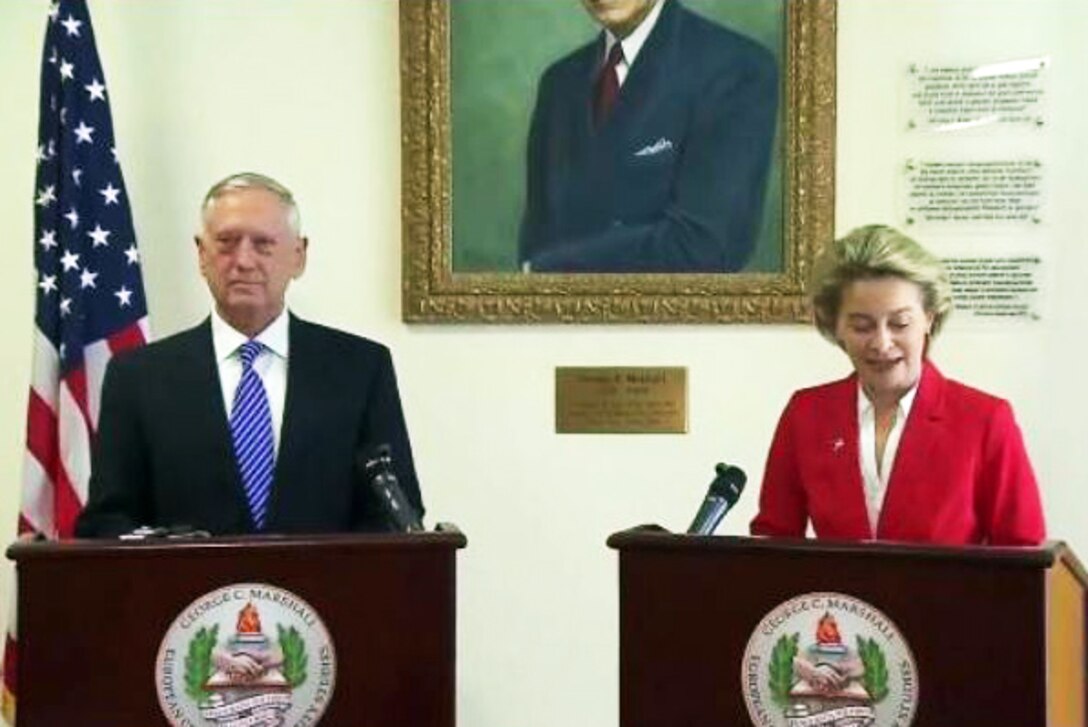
[604,0,665,68]
[856,380,920,421]
[211,307,290,362]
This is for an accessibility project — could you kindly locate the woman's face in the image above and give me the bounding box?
[834,276,934,405]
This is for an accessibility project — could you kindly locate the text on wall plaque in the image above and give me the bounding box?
[555,367,687,434]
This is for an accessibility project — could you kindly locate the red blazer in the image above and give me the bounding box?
[750,361,1045,545]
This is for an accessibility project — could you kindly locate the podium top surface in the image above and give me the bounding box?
[607,530,1086,584]
[6,528,467,563]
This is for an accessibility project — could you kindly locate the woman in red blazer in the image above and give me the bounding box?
[750,225,1045,545]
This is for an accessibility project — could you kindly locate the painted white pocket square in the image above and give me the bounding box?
[634,138,674,157]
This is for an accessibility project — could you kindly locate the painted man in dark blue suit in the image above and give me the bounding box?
[76,173,423,536]
[519,0,779,273]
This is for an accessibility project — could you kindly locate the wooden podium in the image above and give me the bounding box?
[608,531,1086,727]
[7,529,466,727]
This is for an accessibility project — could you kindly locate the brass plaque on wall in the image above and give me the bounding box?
[555,367,688,434]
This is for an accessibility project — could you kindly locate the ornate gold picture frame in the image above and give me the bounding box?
[401,0,835,323]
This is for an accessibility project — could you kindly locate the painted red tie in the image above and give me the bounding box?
[594,42,624,128]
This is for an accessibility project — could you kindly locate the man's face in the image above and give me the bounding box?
[581,0,656,38]
[196,188,307,337]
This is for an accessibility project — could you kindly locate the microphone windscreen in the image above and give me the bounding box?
[709,464,747,504]
[358,443,392,474]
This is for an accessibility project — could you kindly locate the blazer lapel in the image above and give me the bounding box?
[877,361,946,538]
[823,376,874,538]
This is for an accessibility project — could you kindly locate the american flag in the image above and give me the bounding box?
[2,1,149,721]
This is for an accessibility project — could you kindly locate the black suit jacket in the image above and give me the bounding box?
[75,315,423,537]
[519,0,778,272]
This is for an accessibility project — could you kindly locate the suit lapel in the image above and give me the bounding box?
[877,361,946,538]
[603,0,680,136]
[266,315,317,526]
[185,320,253,528]
[580,38,604,138]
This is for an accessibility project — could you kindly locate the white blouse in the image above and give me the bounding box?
[856,383,918,534]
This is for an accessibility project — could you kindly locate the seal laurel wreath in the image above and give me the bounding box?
[768,632,799,707]
[278,624,309,687]
[856,635,890,702]
[184,625,220,703]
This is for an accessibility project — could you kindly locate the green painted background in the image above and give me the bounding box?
[450,0,785,273]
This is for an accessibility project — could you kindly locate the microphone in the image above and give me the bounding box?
[357,444,424,533]
[686,463,746,535]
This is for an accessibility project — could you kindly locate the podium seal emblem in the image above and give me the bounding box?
[742,592,918,727]
[155,583,336,727]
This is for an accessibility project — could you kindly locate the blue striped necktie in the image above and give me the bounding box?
[229,340,275,530]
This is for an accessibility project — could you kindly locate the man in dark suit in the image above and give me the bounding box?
[519,0,779,273]
[75,173,422,537]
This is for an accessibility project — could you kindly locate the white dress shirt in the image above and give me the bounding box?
[603,0,666,86]
[210,308,290,455]
[856,383,918,535]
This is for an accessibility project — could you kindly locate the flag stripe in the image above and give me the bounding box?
[15,514,37,539]
[57,380,91,532]
[62,365,93,438]
[107,320,147,354]
[19,452,53,539]
[28,330,59,411]
[25,390,59,487]
[84,338,110,427]
[1,632,15,724]
[86,320,146,429]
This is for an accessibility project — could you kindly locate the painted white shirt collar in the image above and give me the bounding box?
[604,0,666,85]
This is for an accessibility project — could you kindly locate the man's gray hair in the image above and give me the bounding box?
[200,172,302,236]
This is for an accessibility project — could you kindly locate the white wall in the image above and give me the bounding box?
[1,1,1085,726]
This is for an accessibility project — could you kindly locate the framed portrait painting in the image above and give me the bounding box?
[401,0,836,323]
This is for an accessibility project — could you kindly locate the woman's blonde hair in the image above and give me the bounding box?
[810,224,952,343]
